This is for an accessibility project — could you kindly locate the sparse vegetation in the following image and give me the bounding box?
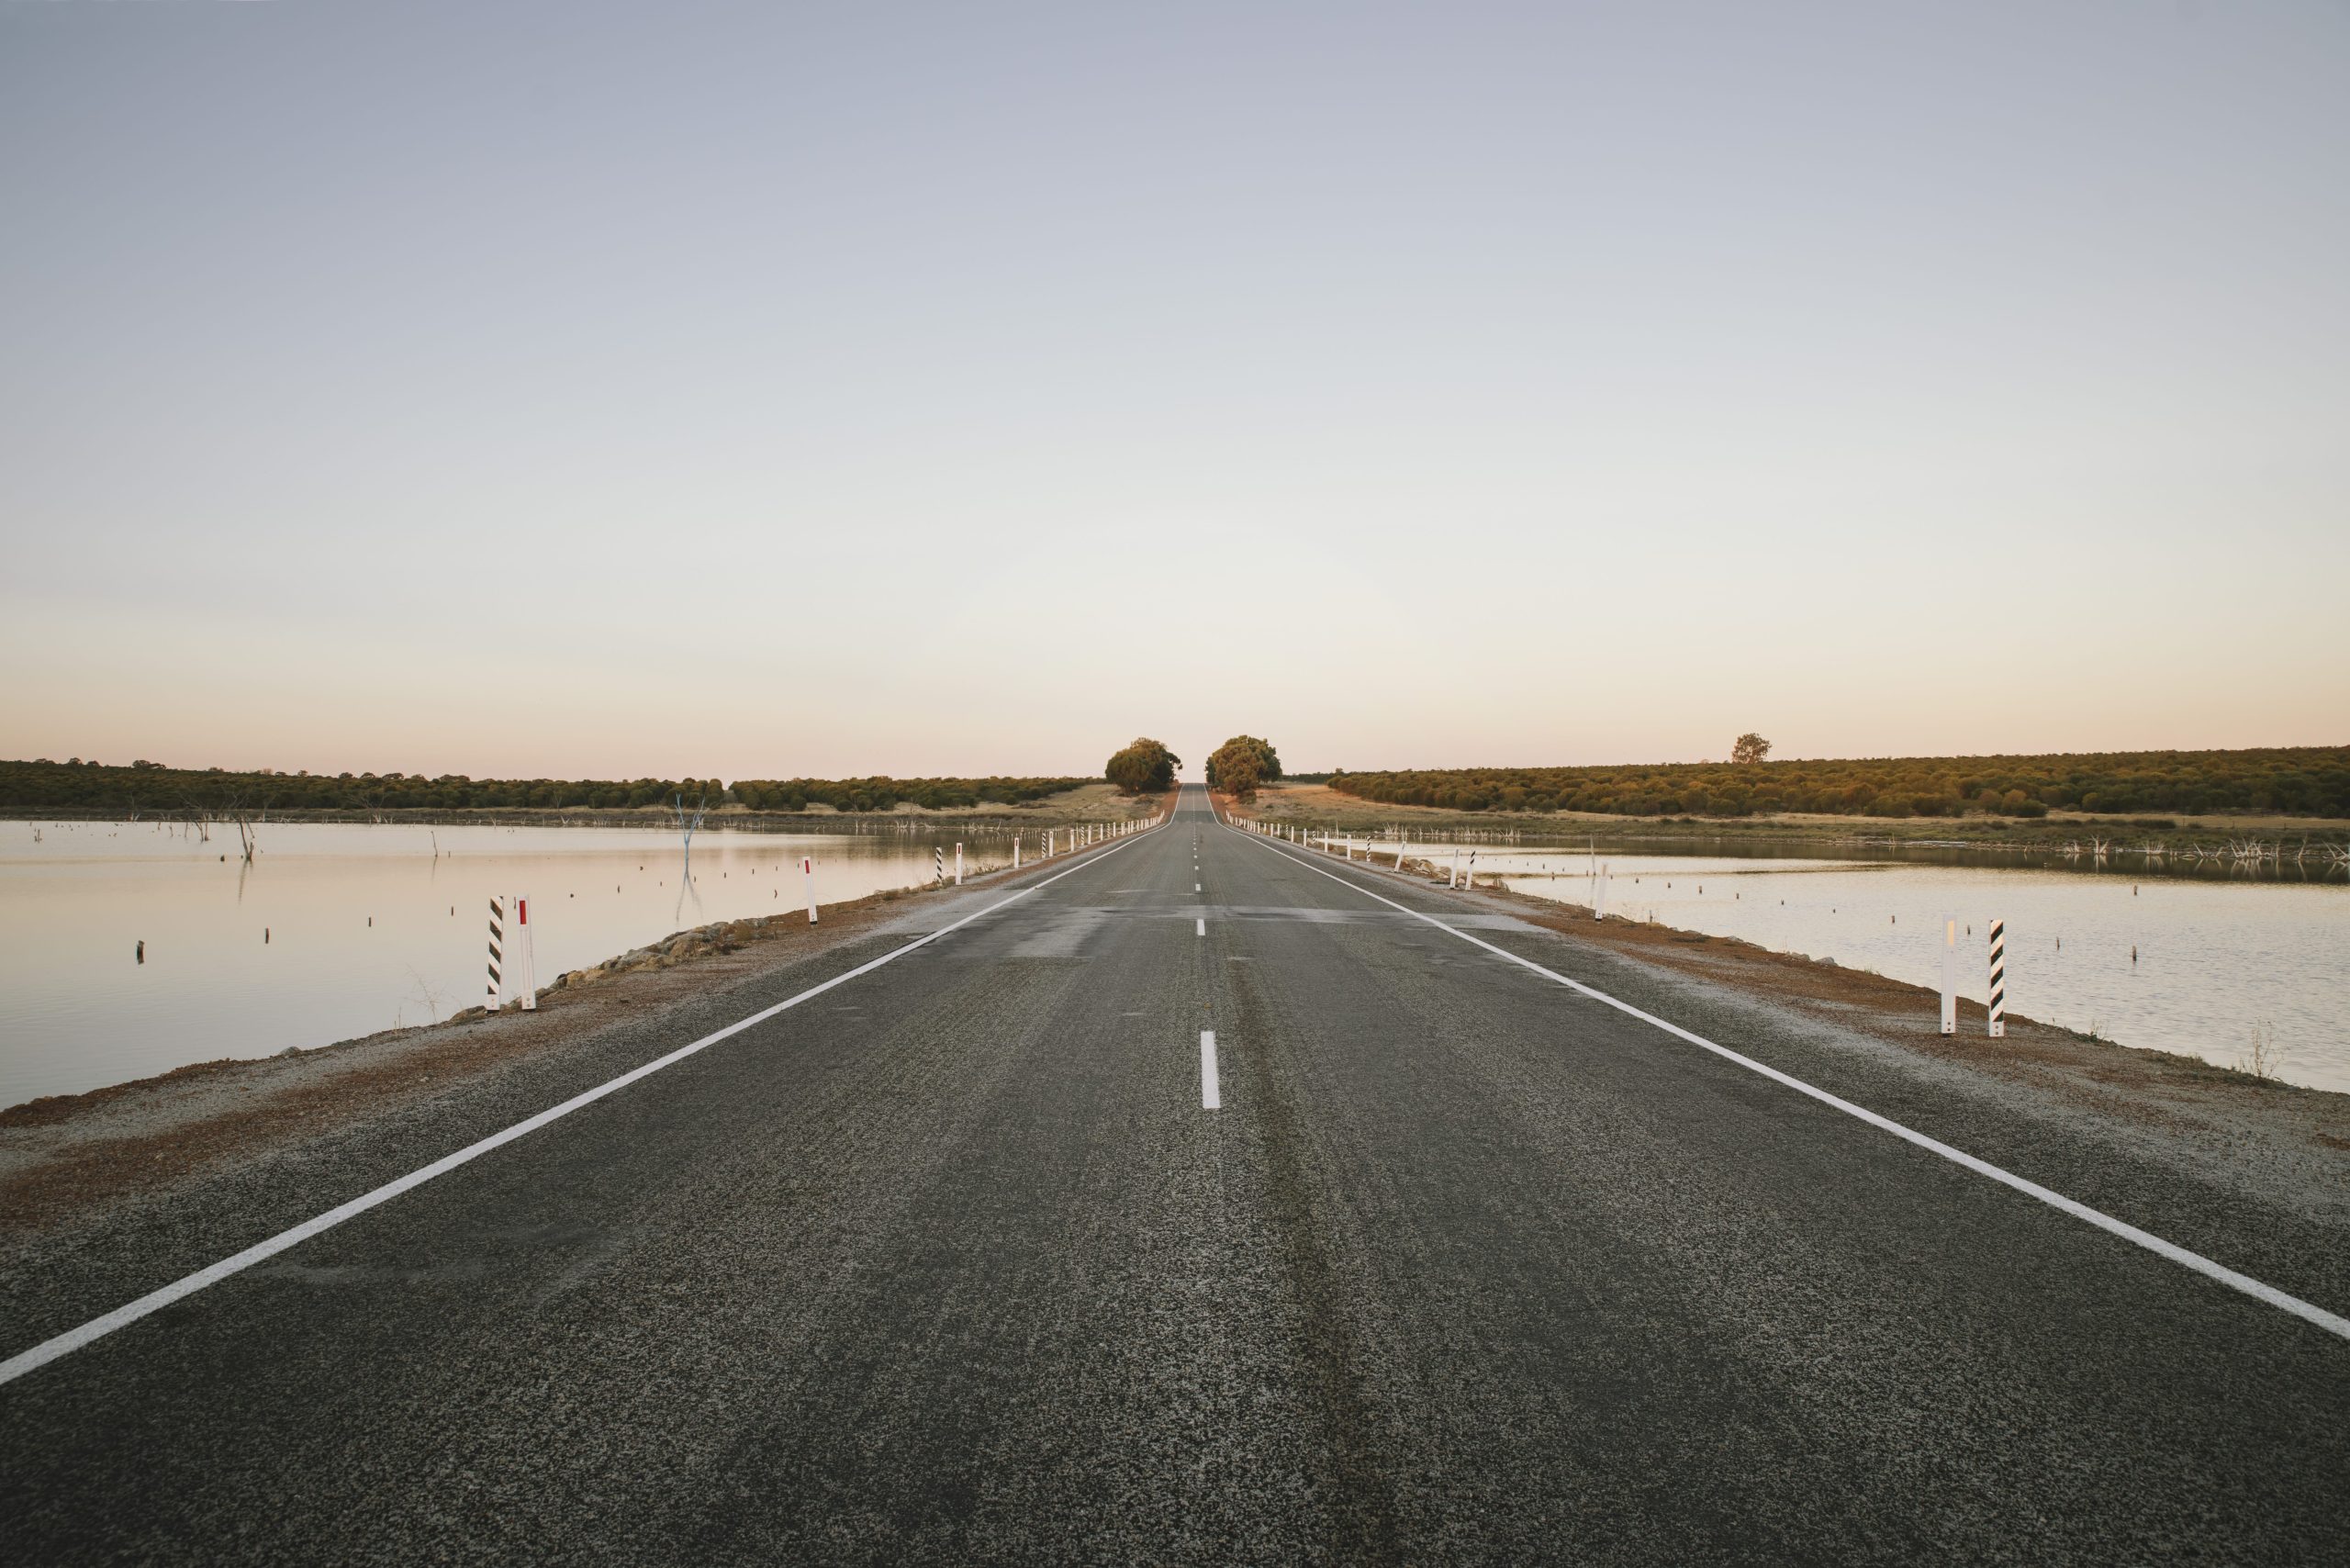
[2239,1020,2280,1081]
[0,758,1091,816]
[1325,746,2350,819]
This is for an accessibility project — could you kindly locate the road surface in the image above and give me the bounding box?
[4,785,2345,1563]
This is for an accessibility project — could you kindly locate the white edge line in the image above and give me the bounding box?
[1201,1029,1221,1110]
[0,822,1165,1388]
[1228,821,2350,1344]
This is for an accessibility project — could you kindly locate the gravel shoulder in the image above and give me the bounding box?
[1255,838,2350,1240]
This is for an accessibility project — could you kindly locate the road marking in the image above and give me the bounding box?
[0,823,1168,1388]
[1201,1030,1221,1109]
[1227,826,2350,1344]
[1196,918,1205,936]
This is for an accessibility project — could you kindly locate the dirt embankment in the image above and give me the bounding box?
[0,794,1182,1235]
[1275,829,2350,1158]
[1213,793,2347,1166]
[0,827,1132,1236]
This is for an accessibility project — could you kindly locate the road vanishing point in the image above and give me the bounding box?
[3,786,2345,1563]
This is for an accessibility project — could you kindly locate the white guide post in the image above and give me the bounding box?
[486,896,504,1006]
[955,843,964,885]
[1940,914,1957,1035]
[1013,835,1021,869]
[1449,848,1459,888]
[803,856,817,924]
[1987,918,2007,1037]
[1396,837,1408,869]
[517,895,536,1010]
[1595,865,1608,918]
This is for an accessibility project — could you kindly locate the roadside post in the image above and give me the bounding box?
[1987,919,2007,1037]
[955,843,965,884]
[1595,865,1608,919]
[1013,835,1021,869]
[803,857,817,924]
[517,895,537,1011]
[487,896,504,1006]
[1940,914,1957,1035]
[934,847,945,884]
[1396,837,1408,869]
[1449,848,1459,887]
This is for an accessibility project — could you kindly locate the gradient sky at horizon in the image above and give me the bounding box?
[4,1,2344,782]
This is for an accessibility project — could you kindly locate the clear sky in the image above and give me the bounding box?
[4,2,2344,782]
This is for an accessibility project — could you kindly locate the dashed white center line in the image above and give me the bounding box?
[1200,1030,1221,1109]
[1196,917,1205,936]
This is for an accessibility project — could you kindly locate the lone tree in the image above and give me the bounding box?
[1205,734,1281,801]
[1104,737,1181,796]
[1732,733,1772,766]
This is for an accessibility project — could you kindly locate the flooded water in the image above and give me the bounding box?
[0,819,1091,1106]
[1315,834,2350,1093]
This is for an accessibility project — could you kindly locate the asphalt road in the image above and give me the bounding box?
[4,785,2345,1564]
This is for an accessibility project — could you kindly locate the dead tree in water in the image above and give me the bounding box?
[186,788,265,862]
[674,790,711,873]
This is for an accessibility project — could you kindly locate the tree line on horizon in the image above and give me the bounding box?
[1324,746,2350,820]
[0,757,1092,815]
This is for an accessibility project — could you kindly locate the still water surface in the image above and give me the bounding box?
[1324,834,2350,1093]
[1,820,1045,1105]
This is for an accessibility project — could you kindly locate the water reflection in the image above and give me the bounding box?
[1331,829,2350,885]
[1322,836,2350,1093]
[0,819,1054,1104]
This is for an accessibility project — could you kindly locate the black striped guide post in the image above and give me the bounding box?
[486,896,503,1005]
[1987,917,2007,1038]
